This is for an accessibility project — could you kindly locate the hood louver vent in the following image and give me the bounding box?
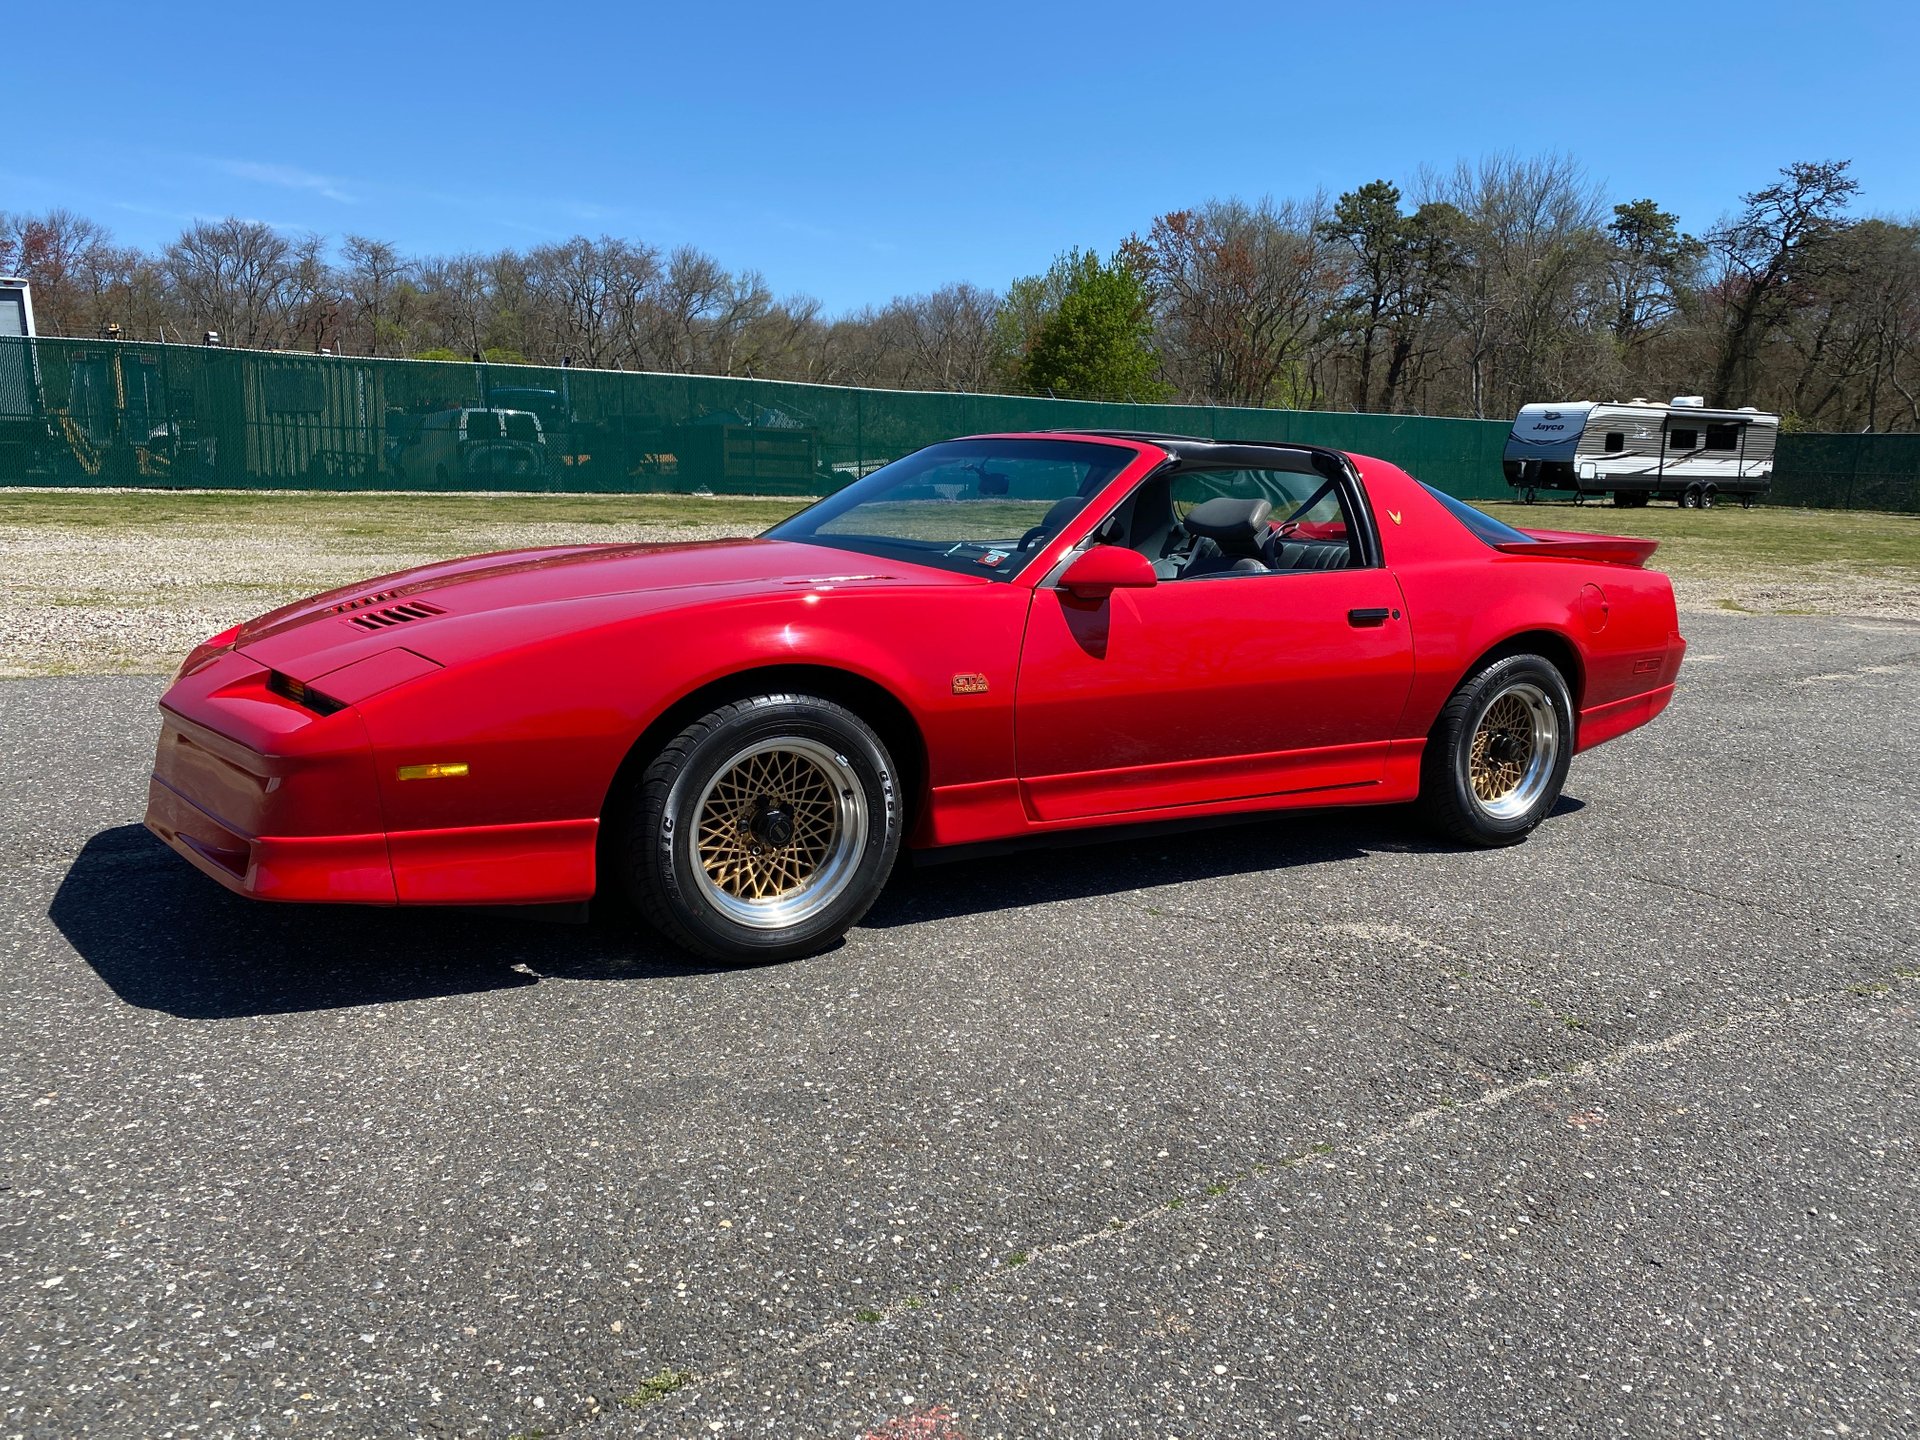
[331,590,398,614]
[343,600,446,632]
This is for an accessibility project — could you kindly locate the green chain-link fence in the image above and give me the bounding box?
[2,336,1915,508]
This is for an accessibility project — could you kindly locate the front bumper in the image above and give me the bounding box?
[143,670,397,902]
[146,766,396,902]
[144,651,599,907]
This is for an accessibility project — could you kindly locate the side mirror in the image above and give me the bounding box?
[1059,545,1157,601]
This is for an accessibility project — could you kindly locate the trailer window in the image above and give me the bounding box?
[1604,431,1625,452]
[1668,428,1699,450]
[1705,423,1740,450]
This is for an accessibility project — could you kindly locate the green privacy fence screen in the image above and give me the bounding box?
[0,336,1511,499]
[1,336,1913,508]
[1764,431,1920,513]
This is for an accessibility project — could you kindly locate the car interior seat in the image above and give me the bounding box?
[1268,538,1351,571]
[1178,496,1272,577]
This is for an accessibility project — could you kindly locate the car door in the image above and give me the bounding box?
[1013,464,1415,823]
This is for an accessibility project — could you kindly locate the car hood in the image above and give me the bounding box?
[232,537,985,681]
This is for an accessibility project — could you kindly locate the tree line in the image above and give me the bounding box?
[6,154,1916,429]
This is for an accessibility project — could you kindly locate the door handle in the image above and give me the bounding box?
[1348,607,1393,627]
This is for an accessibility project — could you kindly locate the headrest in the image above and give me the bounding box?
[1183,496,1272,544]
[1038,494,1086,531]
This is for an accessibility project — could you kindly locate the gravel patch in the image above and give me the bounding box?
[0,516,754,677]
[1669,563,1920,621]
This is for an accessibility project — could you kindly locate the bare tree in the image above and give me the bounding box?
[340,234,411,355]
[1139,196,1334,406]
[3,209,119,335]
[1422,154,1608,416]
[276,233,338,352]
[163,218,297,347]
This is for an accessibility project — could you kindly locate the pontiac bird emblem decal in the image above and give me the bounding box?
[1386,509,1402,525]
[951,673,989,695]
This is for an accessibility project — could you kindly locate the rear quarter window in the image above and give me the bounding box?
[1419,482,1533,547]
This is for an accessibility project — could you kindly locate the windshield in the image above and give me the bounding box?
[766,438,1136,579]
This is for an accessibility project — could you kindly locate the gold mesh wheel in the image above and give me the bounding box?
[689,737,868,930]
[1469,694,1532,802]
[1464,680,1559,821]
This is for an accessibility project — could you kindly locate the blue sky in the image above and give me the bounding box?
[11,0,1916,312]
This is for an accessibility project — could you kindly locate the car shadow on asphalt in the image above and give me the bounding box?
[54,799,1585,1020]
[49,824,735,1021]
[866,794,1585,928]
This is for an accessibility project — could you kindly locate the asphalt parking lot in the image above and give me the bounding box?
[3,611,1918,1439]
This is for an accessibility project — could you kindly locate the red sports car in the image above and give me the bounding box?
[146,432,1684,960]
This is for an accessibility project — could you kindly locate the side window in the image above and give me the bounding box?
[1604,431,1625,453]
[1668,427,1699,450]
[1704,422,1740,450]
[1142,467,1356,580]
[466,410,503,442]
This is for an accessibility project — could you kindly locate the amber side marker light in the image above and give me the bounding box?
[396,762,470,781]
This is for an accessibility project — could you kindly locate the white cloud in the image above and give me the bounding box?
[206,157,358,204]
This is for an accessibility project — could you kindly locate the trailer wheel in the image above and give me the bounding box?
[1701,484,1718,509]
[1680,484,1704,509]
[1611,493,1631,508]
[1740,495,1756,510]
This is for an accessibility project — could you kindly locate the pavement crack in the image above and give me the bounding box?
[1629,871,1914,959]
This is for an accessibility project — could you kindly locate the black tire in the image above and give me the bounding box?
[1741,495,1756,510]
[617,693,901,962]
[1418,654,1575,847]
[1701,484,1718,509]
[1610,493,1632,508]
[1680,484,1703,509]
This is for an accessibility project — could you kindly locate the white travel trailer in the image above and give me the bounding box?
[0,276,35,339]
[0,278,43,468]
[1503,397,1779,508]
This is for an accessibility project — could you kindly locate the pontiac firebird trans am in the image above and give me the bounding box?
[146,432,1685,960]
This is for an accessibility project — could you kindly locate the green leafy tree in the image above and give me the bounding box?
[1320,185,1466,411]
[1320,181,1406,409]
[1604,199,1703,347]
[998,249,1166,401]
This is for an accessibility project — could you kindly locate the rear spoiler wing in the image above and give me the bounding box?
[1498,529,1660,568]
